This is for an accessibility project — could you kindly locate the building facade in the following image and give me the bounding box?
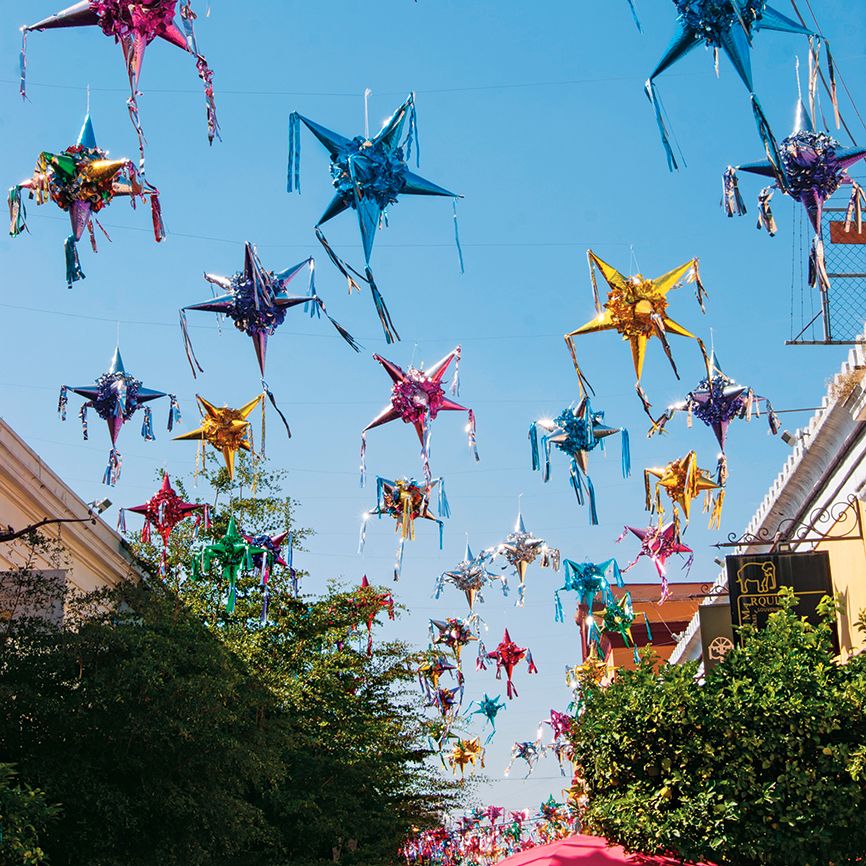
[0,419,138,621]
[670,333,866,669]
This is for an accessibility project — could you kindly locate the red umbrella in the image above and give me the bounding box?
[496,835,710,866]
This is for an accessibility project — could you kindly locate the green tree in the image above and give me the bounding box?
[0,457,456,866]
[0,764,57,866]
[572,589,866,866]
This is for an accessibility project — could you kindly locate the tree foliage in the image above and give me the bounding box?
[572,589,866,866]
[0,763,57,866]
[0,456,456,866]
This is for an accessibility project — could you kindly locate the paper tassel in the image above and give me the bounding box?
[141,518,151,545]
[768,407,781,435]
[554,591,564,624]
[150,191,166,241]
[117,509,127,533]
[178,309,205,377]
[358,432,367,487]
[263,383,292,439]
[226,581,236,615]
[79,404,89,440]
[716,452,728,486]
[845,184,865,234]
[585,474,599,526]
[58,386,68,421]
[527,651,538,674]
[722,166,747,217]
[645,80,679,172]
[404,93,420,167]
[168,395,182,432]
[620,427,631,478]
[358,515,368,553]
[64,236,85,287]
[141,406,155,441]
[287,112,301,192]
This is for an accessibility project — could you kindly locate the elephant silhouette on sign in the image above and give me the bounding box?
[736,561,777,595]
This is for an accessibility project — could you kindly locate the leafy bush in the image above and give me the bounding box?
[572,590,866,866]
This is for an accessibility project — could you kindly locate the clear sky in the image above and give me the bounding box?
[2,0,864,814]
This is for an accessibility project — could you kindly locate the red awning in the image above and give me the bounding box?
[495,835,711,866]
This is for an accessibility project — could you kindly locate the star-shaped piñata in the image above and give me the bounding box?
[361,346,478,484]
[418,653,458,700]
[174,393,263,480]
[430,617,477,672]
[354,574,395,655]
[446,737,485,777]
[493,508,560,606]
[644,450,724,531]
[242,530,293,620]
[504,738,544,778]
[59,347,179,485]
[468,693,506,744]
[651,354,779,483]
[119,473,207,572]
[9,111,163,287]
[287,94,460,342]
[565,251,707,418]
[21,1,218,159]
[617,522,693,602]
[180,242,359,379]
[484,629,537,700]
[530,396,630,524]
[193,516,266,614]
[554,558,623,625]
[600,591,651,664]
[435,541,502,611]
[724,97,866,292]
[645,1,818,171]
[359,476,448,580]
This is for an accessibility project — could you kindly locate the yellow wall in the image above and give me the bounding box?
[817,500,866,655]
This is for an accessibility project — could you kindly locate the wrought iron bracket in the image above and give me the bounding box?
[714,494,863,550]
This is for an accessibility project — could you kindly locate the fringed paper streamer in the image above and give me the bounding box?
[452,199,464,274]
[620,427,631,478]
[58,385,68,421]
[260,580,270,624]
[529,423,541,472]
[722,166,747,217]
[178,308,204,376]
[359,432,367,487]
[149,191,166,241]
[64,235,85,287]
[527,650,538,675]
[104,448,122,486]
[8,185,27,236]
[467,409,479,461]
[317,297,361,351]
[475,639,488,672]
[421,414,433,485]
[141,406,155,441]
[554,590,564,624]
[756,186,777,236]
[809,236,830,291]
[768,405,781,435]
[707,489,725,530]
[168,395,181,432]
[690,258,708,311]
[19,28,27,100]
[394,535,406,581]
[585,473,599,525]
[625,0,641,30]
[358,515,369,553]
[126,94,147,175]
[750,94,784,185]
[563,335,595,397]
[367,266,399,344]
[262,383,291,439]
[79,404,89,440]
[141,516,152,544]
[404,92,420,167]
[437,518,444,550]
[645,80,679,172]
[450,345,461,396]
[287,112,301,193]
[845,183,865,234]
[194,55,220,145]
[226,580,237,615]
[717,452,728,486]
[437,478,450,520]
[117,509,127,533]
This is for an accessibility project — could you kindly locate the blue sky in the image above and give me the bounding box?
[2,0,864,812]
